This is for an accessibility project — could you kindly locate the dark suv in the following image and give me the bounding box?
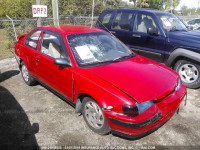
[97,8,200,88]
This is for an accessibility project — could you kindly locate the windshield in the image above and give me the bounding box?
[156,13,187,32]
[67,32,134,67]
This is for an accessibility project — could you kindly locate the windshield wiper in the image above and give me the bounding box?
[80,53,135,67]
[112,53,134,62]
[80,59,114,66]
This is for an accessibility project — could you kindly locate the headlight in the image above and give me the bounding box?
[122,101,153,117]
[137,101,153,114]
[175,78,181,91]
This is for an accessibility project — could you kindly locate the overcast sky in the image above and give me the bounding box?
[122,0,200,10]
[176,0,200,10]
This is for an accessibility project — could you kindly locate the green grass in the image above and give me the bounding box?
[0,29,14,60]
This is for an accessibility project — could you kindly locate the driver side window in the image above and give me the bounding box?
[134,14,157,33]
[40,32,65,58]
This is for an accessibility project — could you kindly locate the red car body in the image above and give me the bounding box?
[15,25,186,139]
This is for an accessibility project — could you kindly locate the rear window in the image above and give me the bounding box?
[99,13,112,28]
[25,30,41,49]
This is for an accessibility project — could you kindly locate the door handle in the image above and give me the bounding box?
[35,59,39,62]
[132,34,141,38]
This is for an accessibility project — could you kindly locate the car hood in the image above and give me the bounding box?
[169,30,200,43]
[86,56,178,103]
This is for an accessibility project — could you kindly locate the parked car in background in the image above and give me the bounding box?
[97,8,200,88]
[15,25,186,139]
[187,19,200,30]
[177,16,193,31]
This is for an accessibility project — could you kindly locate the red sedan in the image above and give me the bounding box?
[15,25,186,139]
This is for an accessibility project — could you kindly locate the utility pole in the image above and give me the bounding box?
[198,0,200,8]
[91,0,95,27]
[36,0,41,27]
[171,0,173,13]
[52,0,59,26]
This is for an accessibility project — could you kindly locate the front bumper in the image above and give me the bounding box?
[109,112,161,129]
[104,85,186,139]
[110,111,174,140]
[111,115,171,140]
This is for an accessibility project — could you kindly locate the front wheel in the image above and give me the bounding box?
[174,60,200,88]
[82,97,110,135]
[21,62,36,86]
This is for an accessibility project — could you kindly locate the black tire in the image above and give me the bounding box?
[174,60,200,89]
[82,97,110,135]
[20,62,36,86]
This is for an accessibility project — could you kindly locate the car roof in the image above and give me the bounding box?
[105,7,172,15]
[37,25,104,35]
[189,18,200,21]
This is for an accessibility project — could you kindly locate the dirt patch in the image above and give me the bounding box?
[0,29,15,60]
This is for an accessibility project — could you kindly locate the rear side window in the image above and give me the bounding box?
[99,13,112,28]
[25,30,41,49]
[112,12,133,30]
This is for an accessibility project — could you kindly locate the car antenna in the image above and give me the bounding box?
[96,19,116,37]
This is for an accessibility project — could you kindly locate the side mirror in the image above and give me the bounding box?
[147,27,159,36]
[54,58,72,67]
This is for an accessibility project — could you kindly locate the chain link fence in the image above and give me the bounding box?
[1,14,199,60]
[0,16,98,60]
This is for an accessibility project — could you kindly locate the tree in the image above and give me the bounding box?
[163,0,180,12]
[136,0,149,8]
[129,0,137,7]
[196,8,200,14]
[0,0,35,19]
[0,0,132,19]
[180,5,188,15]
[128,0,180,10]
[58,0,129,16]
[148,0,165,9]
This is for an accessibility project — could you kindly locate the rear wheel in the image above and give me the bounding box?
[174,60,200,88]
[82,97,110,135]
[21,62,36,86]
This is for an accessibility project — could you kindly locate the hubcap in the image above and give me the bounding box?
[84,101,104,129]
[22,65,29,82]
[179,64,199,83]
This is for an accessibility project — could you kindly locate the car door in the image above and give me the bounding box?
[23,30,42,77]
[37,30,73,100]
[130,12,166,62]
[110,10,134,44]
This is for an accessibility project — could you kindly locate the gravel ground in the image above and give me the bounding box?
[0,57,200,150]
